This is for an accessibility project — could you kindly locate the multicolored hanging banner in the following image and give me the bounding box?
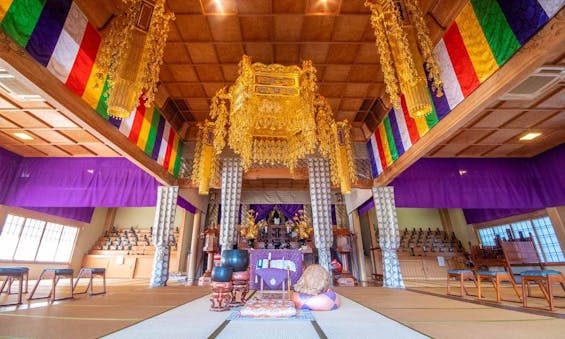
[367,0,564,178]
[0,0,184,177]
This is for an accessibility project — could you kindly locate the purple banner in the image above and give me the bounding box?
[0,147,20,204]
[463,208,540,224]
[0,147,199,223]
[358,198,375,215]
[177,196,197,214]
[4,157,160,208]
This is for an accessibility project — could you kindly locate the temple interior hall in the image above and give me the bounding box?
[0,0,564,338]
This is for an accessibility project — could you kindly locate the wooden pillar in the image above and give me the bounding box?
[439,209,453,235]
[546,207,565,255]
[171,208,187,272]
[103,208,117,232]
[367,210,379,278]
[187,210,202,286]
[351,210,368,286]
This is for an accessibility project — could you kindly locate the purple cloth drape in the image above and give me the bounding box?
[391,144,565,209]
[0,148,198,223]
[4,157,160,208]
[249,204,304,222]
[358,199,375,215]
[26,207,95,223]
[177,196,197,214]
[0,147,20,204]
[463,208,540,224]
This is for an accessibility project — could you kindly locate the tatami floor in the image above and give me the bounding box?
[1,278,564,338]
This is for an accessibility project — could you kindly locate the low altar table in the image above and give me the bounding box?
[250,249,303,290]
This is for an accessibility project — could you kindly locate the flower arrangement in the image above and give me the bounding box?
[292,210,313,240]
[238,209,268,240]
[239,209,259,240]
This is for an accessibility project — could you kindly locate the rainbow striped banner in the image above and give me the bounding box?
[367,0,563,178]
[0,0,184,177]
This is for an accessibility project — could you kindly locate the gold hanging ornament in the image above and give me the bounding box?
[365,0,443,118]
[96,0,174,119]
[193,55,357,195]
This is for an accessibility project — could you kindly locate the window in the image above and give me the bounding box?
[477,216,565,263]
[0,214,78,263]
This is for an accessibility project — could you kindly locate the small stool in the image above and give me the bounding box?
[447,269,476,297]
[477,270,521,303]
[210,281,232,311]
[230,270,250,307]
[0,267,29,306]
[521,270,565,311]
[73,268,106,296]
[28,268,74,303]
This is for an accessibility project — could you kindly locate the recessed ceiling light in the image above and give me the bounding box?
[519,132,542,141]
[13,132,34,140]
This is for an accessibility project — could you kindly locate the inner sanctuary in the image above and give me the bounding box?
[0,1,564,338]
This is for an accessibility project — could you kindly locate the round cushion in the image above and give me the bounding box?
[292,289,341,311]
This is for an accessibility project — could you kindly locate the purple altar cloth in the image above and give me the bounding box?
[249,249,303,290]
[256,268,289,289]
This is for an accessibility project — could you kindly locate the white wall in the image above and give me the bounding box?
[396,208,443,230]
[113,206,185,231]
[448,208,478,250]
[70,207,108,272]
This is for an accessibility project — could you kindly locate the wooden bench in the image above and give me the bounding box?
[72,268,106,296]
[28,268,74,303]
[0,267,29,306]
[500,240,565,311]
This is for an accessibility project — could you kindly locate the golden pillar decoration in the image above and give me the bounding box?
[196,122,216,195]
[365,0,443,118]
[97,0,174,119]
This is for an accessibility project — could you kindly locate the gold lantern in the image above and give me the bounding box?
[193,55,357,195]
[365,0,443,118]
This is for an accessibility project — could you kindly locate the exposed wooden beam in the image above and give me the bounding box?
[0,32,176,186]
[375,10,565,186]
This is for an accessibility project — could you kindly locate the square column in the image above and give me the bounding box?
[372,186,404,288]
[219,158,243,251]
[307,158,334,276]
[150,186,179,287]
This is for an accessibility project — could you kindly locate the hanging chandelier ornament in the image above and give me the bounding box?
[192,55,357,195]
[364,0,443,118]
[96,0,174,119]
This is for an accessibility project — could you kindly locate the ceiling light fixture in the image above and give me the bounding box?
[519,132,542,141]
[214,0,223,12]
[365,0,443,118]
[13,132,34,140]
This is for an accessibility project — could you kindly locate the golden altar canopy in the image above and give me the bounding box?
[192,56,356,195]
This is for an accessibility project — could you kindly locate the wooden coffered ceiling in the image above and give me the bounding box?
[428,54,565,159]
[0,68,120,157]
[76,0,469,140]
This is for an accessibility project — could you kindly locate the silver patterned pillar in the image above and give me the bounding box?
[219,158,243,251]
[307,158,333,276]
[372,186,404,288]
[150,186,179,287]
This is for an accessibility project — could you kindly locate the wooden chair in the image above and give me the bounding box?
[447,269,476,297]
[0,267,29,306]
[28,268,74,303]
[72,268,106,296]
[500,240,565,311]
